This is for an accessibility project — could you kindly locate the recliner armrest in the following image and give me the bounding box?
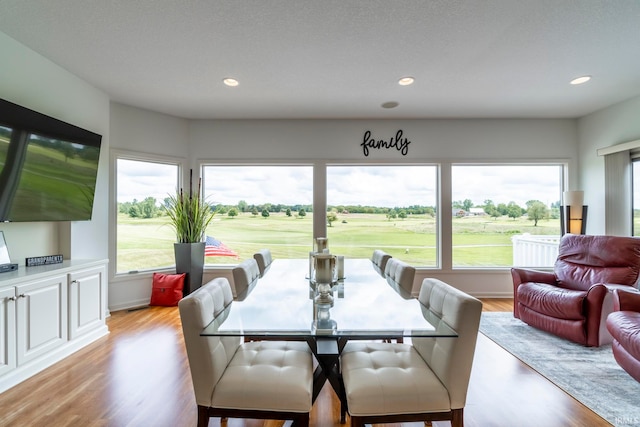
[511,267,556,286]
[613,288,640,312]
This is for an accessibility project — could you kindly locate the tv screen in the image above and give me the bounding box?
[0,98,102,222]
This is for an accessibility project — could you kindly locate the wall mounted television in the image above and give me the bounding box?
[0,98,102,222]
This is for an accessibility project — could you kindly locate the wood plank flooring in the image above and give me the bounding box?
[0,299,610,427]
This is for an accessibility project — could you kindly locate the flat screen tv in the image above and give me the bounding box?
[0,98,102,222]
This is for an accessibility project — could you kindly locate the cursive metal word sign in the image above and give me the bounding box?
[361,130,411,157]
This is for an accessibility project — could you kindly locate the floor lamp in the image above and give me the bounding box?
[560,190,587,235]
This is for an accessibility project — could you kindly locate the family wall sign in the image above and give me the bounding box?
[360,129,411,157]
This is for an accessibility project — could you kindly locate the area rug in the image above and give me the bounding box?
[480,312,640,427]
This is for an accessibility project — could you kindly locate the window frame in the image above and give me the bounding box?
[110,149,186,277]
[449,161,568,270]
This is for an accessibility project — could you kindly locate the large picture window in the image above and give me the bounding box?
[202,165,313,264]
[451,164,563,268]
[326,165,438,266]
[115,156,180,274]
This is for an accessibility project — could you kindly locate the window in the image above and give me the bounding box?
[326,165,438,266]
[451,164,563,268]
[115,156,180,274]
[202,165,313,264]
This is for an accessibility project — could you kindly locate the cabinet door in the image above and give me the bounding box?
[0,287,16,376]
[68,266,105,340]
[16,274,68,366]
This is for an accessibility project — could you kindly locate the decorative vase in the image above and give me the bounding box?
[174,242,205,295]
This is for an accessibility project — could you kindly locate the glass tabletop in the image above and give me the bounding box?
[201,258,457,339]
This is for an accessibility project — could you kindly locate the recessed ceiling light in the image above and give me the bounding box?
[398,77,415,86]
[381,101,399,109]
[570,75,591,85]
[223,78,239,87]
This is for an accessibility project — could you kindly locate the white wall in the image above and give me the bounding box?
[0,32,109,265]
[107,102,189,309]
[578,95,640,235]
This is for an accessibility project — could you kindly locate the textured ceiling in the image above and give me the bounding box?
[1,0,640,119]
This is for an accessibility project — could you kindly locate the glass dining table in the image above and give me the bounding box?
[201,257,458,422]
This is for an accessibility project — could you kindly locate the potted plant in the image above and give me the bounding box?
[165,172,215,295]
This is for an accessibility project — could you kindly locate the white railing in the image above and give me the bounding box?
[511,234,560,268]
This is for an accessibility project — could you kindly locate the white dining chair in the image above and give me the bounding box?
[371,249,391,277]
[232,258,260,299]
[340,278,483,427]
[253,248,273,277]
[178,277,314,427]
[384,257,416,298]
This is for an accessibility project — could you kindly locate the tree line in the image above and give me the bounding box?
[118,197,559,227]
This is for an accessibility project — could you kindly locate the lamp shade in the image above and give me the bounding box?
[563,191,584,209]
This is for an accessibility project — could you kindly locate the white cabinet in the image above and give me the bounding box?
[68,265,105,340]
[0,259,108,393]
[15,274,68,366]
[0,286,16,377]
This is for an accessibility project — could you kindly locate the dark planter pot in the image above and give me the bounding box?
[174,242,205,295]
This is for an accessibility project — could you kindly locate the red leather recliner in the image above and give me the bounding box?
[607,289,640,381]
[512,234,640,347]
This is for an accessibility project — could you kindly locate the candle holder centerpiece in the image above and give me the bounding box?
[313,253,336,304]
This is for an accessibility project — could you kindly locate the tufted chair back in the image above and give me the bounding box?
[232,258,261,298]
[555,234,640,291]
[253,249,273,277]
[178,278,240,407]
[384,257,416,297]
[371,250,391,276]
[414,278,483,410]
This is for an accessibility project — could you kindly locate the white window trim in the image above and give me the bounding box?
[110,149,187,278]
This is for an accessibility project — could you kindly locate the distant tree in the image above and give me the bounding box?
[251,207,259,216]
[483,200,499,218]
[398,210,407,219]
[506,202,522,220]
[298,208,306,218]
[462,199,473,211]
[261,209,270,218]
[386,211,397,221]
[327,210,338,227]
[228,207,238,217]
[128,205,141,218]
[286,208,292,217]
[238,200,248,212]
[139,197,158,218]
[526,200,549,226]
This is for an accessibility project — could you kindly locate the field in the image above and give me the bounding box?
[116,211,560,273]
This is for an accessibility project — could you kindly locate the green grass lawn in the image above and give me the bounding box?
[116,212,560,273]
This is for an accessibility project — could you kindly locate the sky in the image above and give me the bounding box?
[117,161,564,209]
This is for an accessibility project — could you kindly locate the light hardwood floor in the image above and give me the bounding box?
[0,299,610,427]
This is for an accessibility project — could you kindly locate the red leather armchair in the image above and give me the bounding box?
[512,234,640,347]
[607,289,640,381]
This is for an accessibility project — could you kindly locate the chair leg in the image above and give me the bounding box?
[196,405,210,427]
[451,408,464,427]
[349,416,364,427]
[291,413,309,427]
